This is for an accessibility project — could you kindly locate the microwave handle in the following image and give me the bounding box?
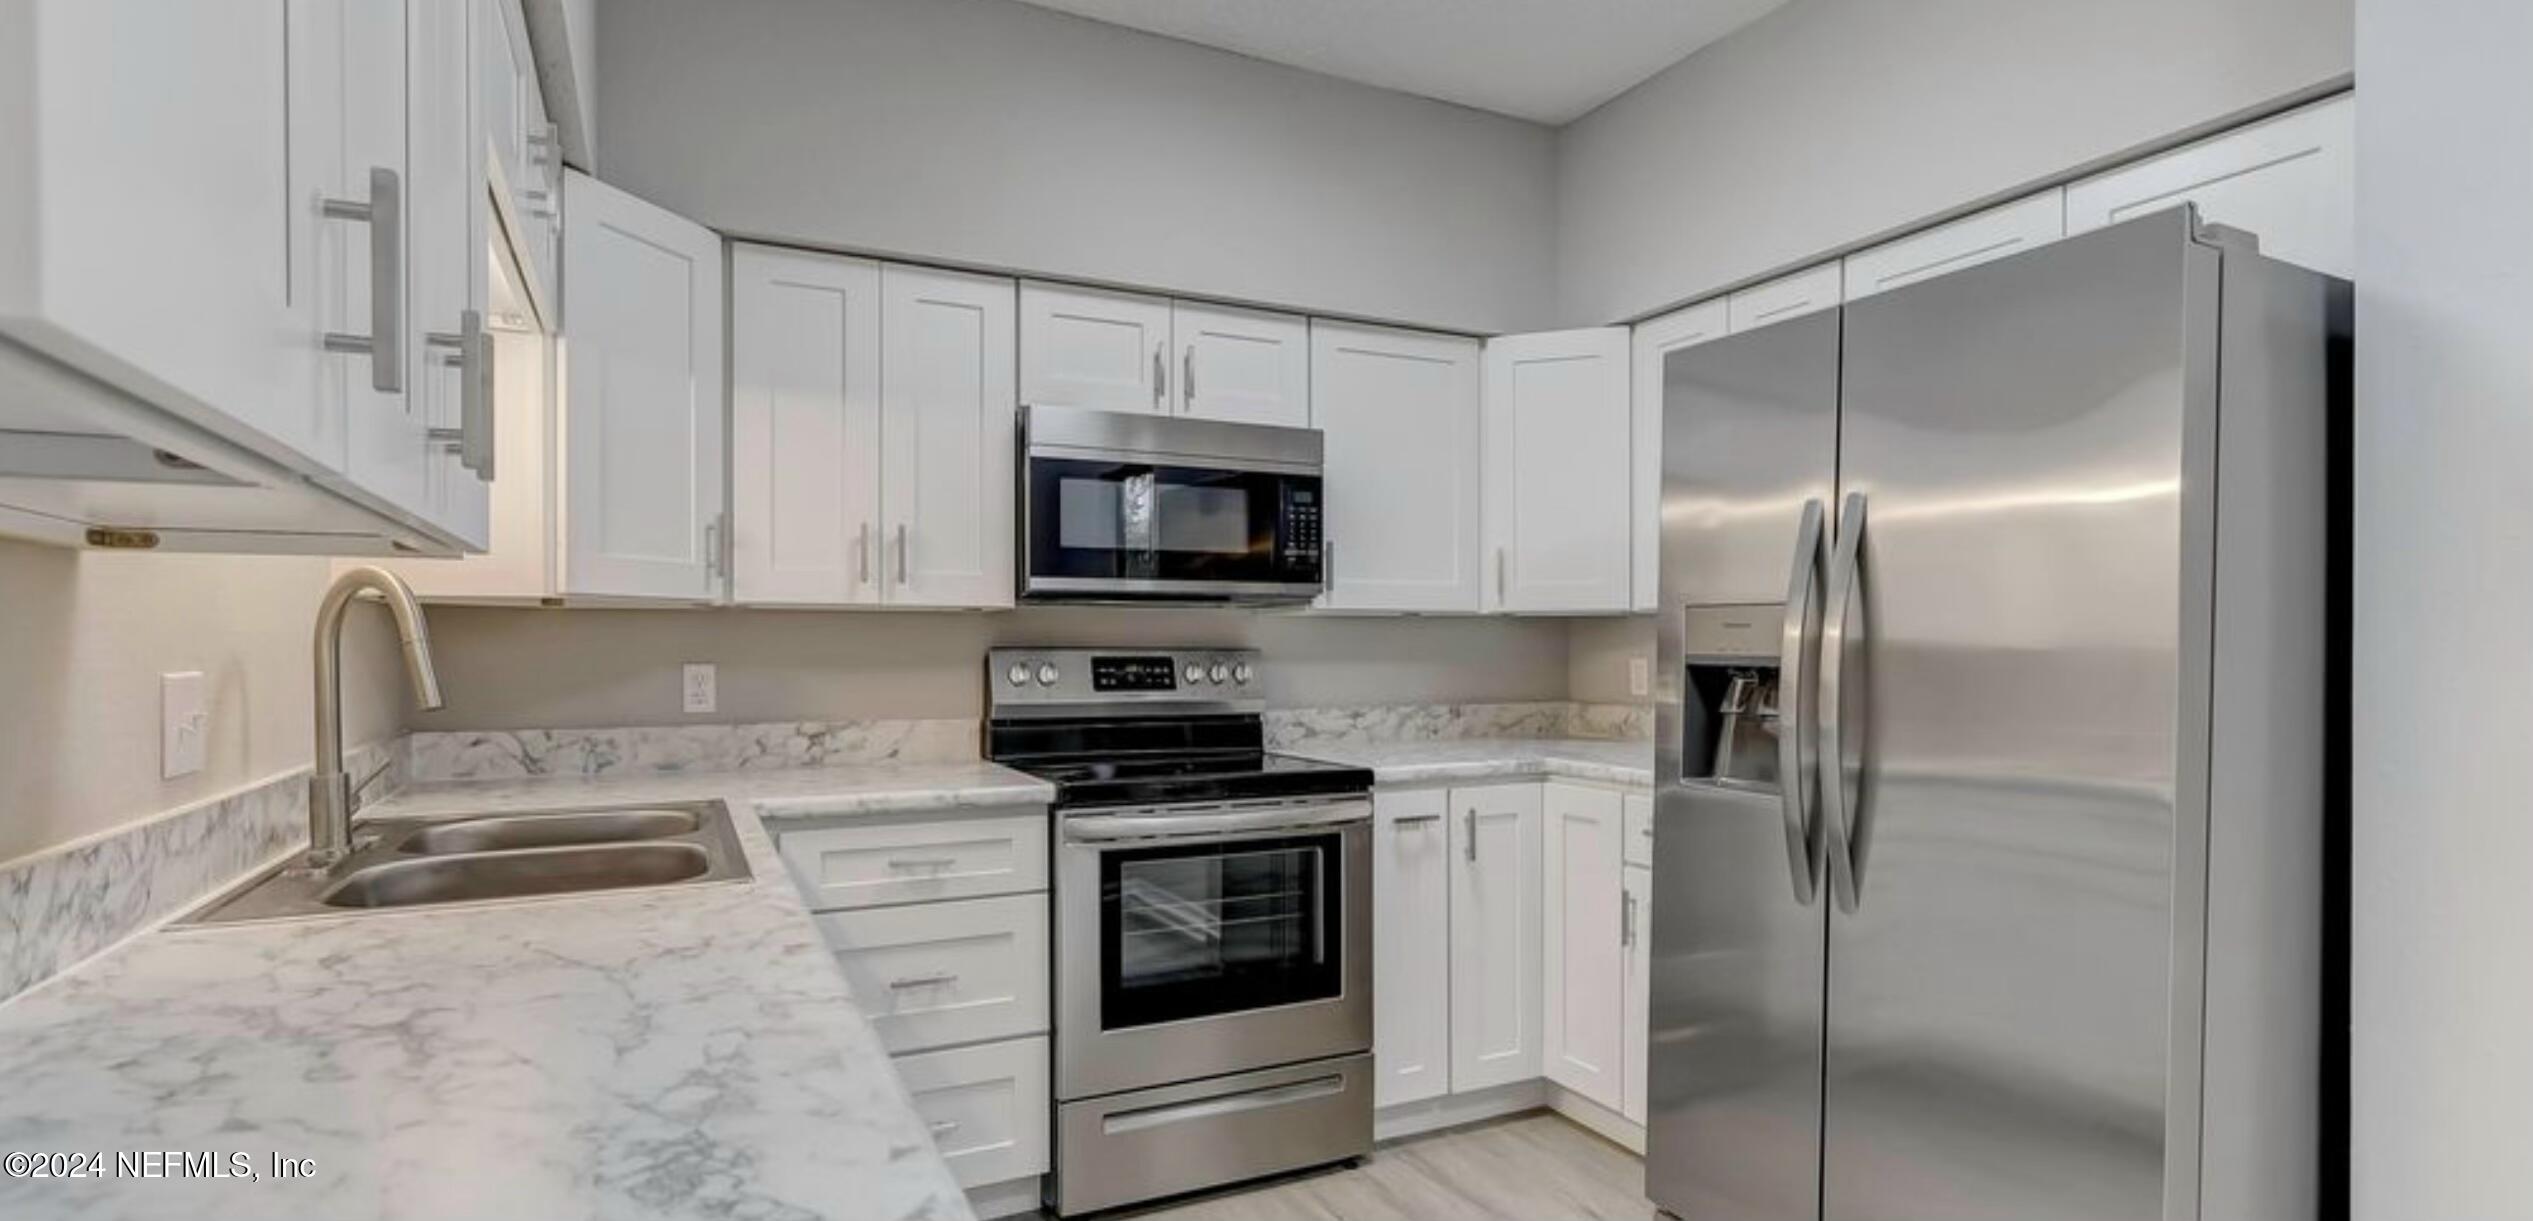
[1063,800,1369,843]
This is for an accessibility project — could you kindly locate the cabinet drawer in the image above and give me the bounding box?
[815,895,1050,1054]
[1624,793,1653,868]
[781,811,1048,911]
[895,1036,1052,1188]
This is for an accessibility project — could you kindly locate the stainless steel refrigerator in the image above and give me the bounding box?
[1647,208,2345,1221]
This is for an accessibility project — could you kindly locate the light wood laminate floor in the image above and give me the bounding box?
[1111,1112,1658,1221]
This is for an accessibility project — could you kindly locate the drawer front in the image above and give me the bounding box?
[781,811,1049,911]
[894,1036,1052,1188]
[1623,792,1653,867]
[1054,1053,1374,1216]
[816,895,1050,1053]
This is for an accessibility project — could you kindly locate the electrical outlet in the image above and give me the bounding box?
[682,663,717,714]
[162,671,207,779]
[1628,656,1651,698]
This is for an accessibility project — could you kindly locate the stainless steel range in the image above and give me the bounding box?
[986,647,1374,1217]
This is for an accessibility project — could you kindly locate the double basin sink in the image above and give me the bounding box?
[186,801,751,924]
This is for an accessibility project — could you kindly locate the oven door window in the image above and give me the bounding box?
[1100,832,1342,1030]
[1028,458,1315,584]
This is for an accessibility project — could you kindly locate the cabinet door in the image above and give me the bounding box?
[1374,788,1455,1108]
[1725,262,1841,334]
[731,246,882,606]
[1482,328,1633,613]
[2067,94,2353,279]
[1312,321,1482,613]
[1841,190,2065,302]
[1448,782,1543,1091]
[893,1036,1053,1189]
[1628,301,1728,611]
[1622,862,1651,1125]
[881,265,1017,608]
[1173,301,1310,427]
[560,171,725,601]
[1019,282,1171,413]
[407,0,491,548]
[1542,783,1625,1110]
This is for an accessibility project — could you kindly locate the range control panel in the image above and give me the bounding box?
[987,647,1263,714]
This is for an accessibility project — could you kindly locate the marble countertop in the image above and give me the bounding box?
[1287,737,1654,788]
[0,760,1052,1221]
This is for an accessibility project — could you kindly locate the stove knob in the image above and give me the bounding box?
[1209,662,1230,684]
[1232,662,1254,686]
[1036,662,1061,687]
[1184,662,1206,685]
[1006,662,1031,687]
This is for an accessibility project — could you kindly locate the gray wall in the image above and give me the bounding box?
[409,606,1572,731]
[2351,0,2533,1213]
[1554,0,2354,325]
[594,0,1559,335]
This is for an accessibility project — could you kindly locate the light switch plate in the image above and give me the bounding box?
[682,663,717,714]
[162,671,207,779]
[1627,657,1651,698]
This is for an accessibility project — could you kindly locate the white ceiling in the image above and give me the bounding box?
[1000,0,1794,125]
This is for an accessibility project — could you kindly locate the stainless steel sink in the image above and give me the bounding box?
[183,799,750,925]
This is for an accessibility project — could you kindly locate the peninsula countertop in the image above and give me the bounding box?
[0,761,1054,1221]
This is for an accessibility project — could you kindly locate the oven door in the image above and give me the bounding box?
[1056,798,1372,1099]
[1021,455,1323,601]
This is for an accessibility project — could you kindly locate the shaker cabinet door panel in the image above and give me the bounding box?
[1374,788,1456,1108]
[1313,321,1482,613]
[1842,190,2066,303]
[1482,329,1633,613]
[1019,282,1171,414]
[1543,783,1626,1110]
[1448,782,1544,1091]
[1628,301,1729,611]
[881,265,1017,609]
[731,246,883,607]
[1173,301,1310,427]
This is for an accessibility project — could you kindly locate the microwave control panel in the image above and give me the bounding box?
[1280,481,1323,575]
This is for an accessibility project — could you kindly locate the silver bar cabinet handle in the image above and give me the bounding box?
[1621,887,1637,947]
[859,522,873,585]
[1463,809,1477,862]
[424,309,495,480]
[1392,811,1441,826]
[886,856,957,870]
[889,972,959,990]
[703,516,724,580]
[1183,345,1196,409]
[319,166,403,394]
[1495,547,1508,604]
[896,524,910,585]
[1152,343,1166,411]
[1775,499,1826,906]
[1819,492,1869,912]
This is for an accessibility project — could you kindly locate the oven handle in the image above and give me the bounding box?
[1061,799,1371,844]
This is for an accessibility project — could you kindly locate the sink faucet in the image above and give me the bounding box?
[309,567,444,867]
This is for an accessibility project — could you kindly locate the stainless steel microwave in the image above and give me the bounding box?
[1018,404,1325,604]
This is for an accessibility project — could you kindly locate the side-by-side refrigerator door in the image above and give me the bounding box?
[1648,309,1840,1221]
[1820,209,2217,1221]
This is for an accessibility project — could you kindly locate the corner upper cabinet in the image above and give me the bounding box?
[1482,328,1633,613]
[559,171,726,602]
[1313,321,1482,613]
[1174,302,1309,427]
[1020,282,1172,414]
[1628,301,1729,611]
[881,264,1017,609]
[2066,93,2354,279]
[730,246,884,607]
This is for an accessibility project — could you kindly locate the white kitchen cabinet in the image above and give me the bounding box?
[1312,321,1483,613]
[779,809,1050,912]
[731,247,884,607]
[2068,93,2353,280]
[1622,862,1652,1125]
[559,170,725,602]
[479,0,559,321]
[1623,792,1653,867]
[408,0,494,550]
[1020,282,1172,414]
[1542,783,1626,1111]
[894,1036,1053,1190]
[1842,191,2066,302]
[880,265,1018,609]
[1373,788,1455,1109]
[1726,263,1841,334]
[1174,301,1310,427]
[1482,328,1633,613]
[1628,300,1729,611]
[1449,782,1544,1091]
[814,894,1051,1055]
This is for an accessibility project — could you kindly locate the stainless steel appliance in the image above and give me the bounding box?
[1648,208,2346,1221]
[1018,404,1326,604]
[986,647,1375,1216]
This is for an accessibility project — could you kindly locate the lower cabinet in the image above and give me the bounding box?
[1622,861,1652,1126]
[1372,789,1453,1108]
[894,1036,1053,1190]
[1449,782,1545,1091]
[1542,783,1626,1110]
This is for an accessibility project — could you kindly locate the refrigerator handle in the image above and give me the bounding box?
[1775,497,1827,906]
[1820,491,1870,913]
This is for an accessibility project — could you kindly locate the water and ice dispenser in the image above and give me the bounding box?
[1677,605,1793,788]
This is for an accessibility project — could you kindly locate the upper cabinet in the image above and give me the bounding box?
[1842,191,2066,302]
[479,0,561,320]
[2068,94,2354,280]
[1725,263,1841,334]
[879,265,1019,609]
[1627,300,1729,612]
[1312,321,1483,613]
[1020,284,1309,426]
[1483,328,1633,613]
[560,171,726,602]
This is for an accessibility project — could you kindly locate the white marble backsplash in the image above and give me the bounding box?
[1568,701,1656,741]
[0,739,401,1007]
[1265,700,1653,749]
[407,718,981,781]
